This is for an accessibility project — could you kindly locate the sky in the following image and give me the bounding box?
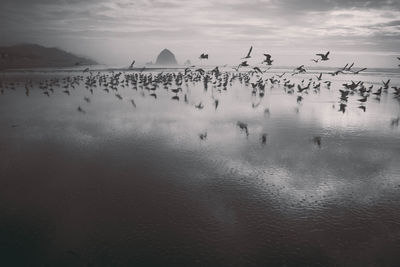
[0,0,399,67]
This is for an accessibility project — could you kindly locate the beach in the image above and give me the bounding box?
[1,67,400,266]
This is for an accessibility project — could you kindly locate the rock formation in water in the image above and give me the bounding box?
[155,49,178,65]
[0,44,97,70]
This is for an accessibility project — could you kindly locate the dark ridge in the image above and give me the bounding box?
[0,44,97,70]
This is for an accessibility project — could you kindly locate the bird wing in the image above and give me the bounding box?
[316,54,324,57]
[325,51,330,57]
[247,46,253,57]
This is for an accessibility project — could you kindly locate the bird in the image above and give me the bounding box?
[383,79,390,90]
[129,60,135,69]
[171,88,182,94]
[311,59,319,63]
[358,96,368,103]
[83,67,90,72]
[315,73,323,81]
[262,54,273,65]
[316,51,330,61]
[242,46,253,59]
[199,53,208,60]
[130,99,136,107]
[339,103,347,113]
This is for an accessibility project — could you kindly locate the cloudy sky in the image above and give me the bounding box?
[1,0,399,67]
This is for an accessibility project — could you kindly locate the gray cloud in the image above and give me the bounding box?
[0,0,399,66]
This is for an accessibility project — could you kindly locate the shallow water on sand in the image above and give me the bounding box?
[0,68,400,266]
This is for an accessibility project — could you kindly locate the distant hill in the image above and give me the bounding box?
[0,44,97,70]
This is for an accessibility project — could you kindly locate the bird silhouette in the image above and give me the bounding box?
[199,53,208,60]
[242,46,253,59]
[262,54,273,65]
[316,51,330,61]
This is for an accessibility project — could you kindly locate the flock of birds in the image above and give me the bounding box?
[1,48,399,147]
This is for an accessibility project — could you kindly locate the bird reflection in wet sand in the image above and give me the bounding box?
[0,48,399,151]
[237,121,249,137]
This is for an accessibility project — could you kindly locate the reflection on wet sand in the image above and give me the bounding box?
[0,67,400,266]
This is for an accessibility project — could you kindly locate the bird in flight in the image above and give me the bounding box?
[199,53,208,60]
[242,46,253,59]
[129,60,135,69]
[262,54,273,65]
[316,51,330,61]
[352,68,367,74]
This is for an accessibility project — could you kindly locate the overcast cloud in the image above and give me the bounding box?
[1,0,399,67]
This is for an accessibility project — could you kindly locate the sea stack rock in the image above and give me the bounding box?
[155,49,178,65]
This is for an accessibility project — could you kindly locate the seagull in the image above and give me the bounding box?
[316,51,330,61]
[83,67,90,72]
[262,54,273,65]
[383,79,390,90]
[171,88,182,94]
[315,73,323,81]
[311,59,319,63]
[199,53,208,60]
[129,60,135,69]
[242,46,253,59]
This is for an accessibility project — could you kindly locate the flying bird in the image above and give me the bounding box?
[242,46,253,59]
[316,51,330,61]
[199,53,208,60]
[262,54,273,65]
